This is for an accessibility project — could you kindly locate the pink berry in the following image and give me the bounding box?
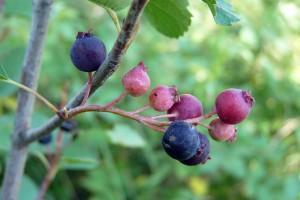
[149,86,178,112]
[208,118,237,142]
[167,94,203,121]
[215,89,254,124]
[122,62,151,97]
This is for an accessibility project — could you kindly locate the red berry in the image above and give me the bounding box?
[215,89,254,124]
[208,118,236,142]
[122,62,151,97]
[149,86,178,112]
[167,94,203,121]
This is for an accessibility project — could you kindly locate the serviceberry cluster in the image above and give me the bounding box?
[120,57,254,166]
[41,32,255,167]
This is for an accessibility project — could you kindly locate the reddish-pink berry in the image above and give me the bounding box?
[149,86,178,112]
[208,118,237,142]
[122,62,151,97]
[167,94,203,121]
[215,89,254,124]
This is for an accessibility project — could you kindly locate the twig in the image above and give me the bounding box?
[2,0,53,199]
[26,0,150,144]
[36,131,64,200]
[80,72,93,106]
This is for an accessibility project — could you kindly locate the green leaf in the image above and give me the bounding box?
[107,124,145,148]
[145,0,192,38]
[19,176,39,200]
[202,0,240,26]
[4,0,32,17]
[59,157,100,170]
[88,0,131,11]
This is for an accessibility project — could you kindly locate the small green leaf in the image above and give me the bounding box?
[145,0,192,38]
[107,124,145,148]
[202,0,240,26]
[88,0,131,11]
[59,157,100,170]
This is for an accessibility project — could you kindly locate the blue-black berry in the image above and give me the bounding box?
[38,134,52,145]
[70,32,107,72]
[162,121,200,161]
[60,120,78,133]
[180,132,210,166]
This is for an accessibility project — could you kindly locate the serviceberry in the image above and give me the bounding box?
[38,134,52,145]
[149,85,178,111]
[60,120,78,133]
[167,94,203,121]
[180,132,210,166]
[215,89,254,124]
[70,31,107,72]
[162,121,200,161]
[122,62,151,97]
[208,118,237,142]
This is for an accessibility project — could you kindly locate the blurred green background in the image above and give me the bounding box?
[0,0,300,199]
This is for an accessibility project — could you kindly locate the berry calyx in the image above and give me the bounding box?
[215,89,254,124]
[122,62,151,97]
[162,121,200,161]
[70,31,107,72]
[180,132,210,166]
[149,85,179,111]
[208,118,237,142]
[60,120,78,133]
[167,94,203,121]
[38,134,52,145]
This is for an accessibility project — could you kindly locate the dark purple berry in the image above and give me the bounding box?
[180,132,210,166]
[208,118,237,142]
[38,134,52,145]
[60,120,78,133]
[162,121,200,161]
[215,89,254,124]
[149,85,178,111]
[122,62,151,97]
[70,32,107,72]
[167,94,203,121]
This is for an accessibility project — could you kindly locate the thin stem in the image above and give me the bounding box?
[80,72,93,106]
[130,104,151,114]
[36,131,64,200]
[102,91,128,108]
[203,110,217,119]
[152,113,177,120]
[142,122,165,133]
[2,79,58,113]
[105,7,121,33]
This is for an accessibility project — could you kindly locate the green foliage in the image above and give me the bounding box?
[88,0,131,11]
[0,0,300,199]
[107,124,146,148]
[203,0,240,25]
[145,0,192,38]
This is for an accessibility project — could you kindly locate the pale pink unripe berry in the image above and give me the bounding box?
[215,89,254,124]
[208,118,237,142]
[122,62,151,97]
[149,86,178,112]
[167,94,203,121]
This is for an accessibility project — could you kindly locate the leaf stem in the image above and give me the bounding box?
[105,7,121,33]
